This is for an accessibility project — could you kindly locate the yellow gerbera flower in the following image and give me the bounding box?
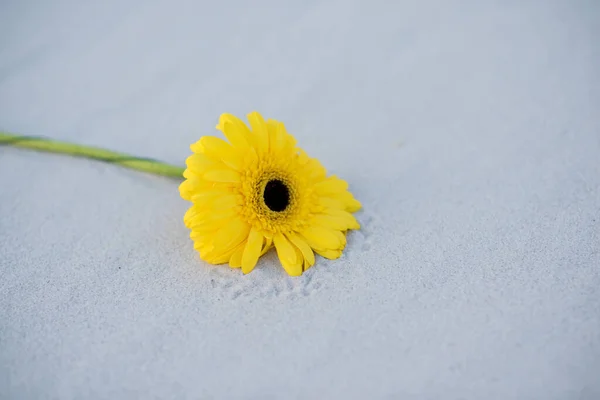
[179,112,361,276]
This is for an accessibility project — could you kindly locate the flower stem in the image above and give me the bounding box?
[0,131,185,179]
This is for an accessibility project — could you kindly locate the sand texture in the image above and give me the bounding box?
[1,1,599,399]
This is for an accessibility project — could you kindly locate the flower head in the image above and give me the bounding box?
[179,112,361,276]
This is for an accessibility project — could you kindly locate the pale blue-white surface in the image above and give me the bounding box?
[1,1,599,399]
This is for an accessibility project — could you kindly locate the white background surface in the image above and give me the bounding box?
[1,1,599,399]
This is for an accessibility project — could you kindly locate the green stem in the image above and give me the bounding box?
[0,131,185,179]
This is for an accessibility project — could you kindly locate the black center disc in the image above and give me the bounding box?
[263,179,290,212]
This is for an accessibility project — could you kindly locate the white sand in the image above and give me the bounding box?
[1,1,599,399]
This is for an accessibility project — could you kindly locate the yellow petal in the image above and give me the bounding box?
[179,178,211,201]
[305,157,327,181]
[314,176,349,194]
[203,251,232,265]
[190,140,205,153]
[195,243,215,257]
[319,196,345,210]
[247,111,269,153]
[312,209,360,231]
[214,219,250,251]
[185,205,235,229]
[187,209,237,230]
[242,227,264,274]
[228,243,246,268]
[314,248,342,260]
[296,148,311,165]
[190,188,225,200]
[293,246,304,274]
[266,119,287,154]
[179,180,194,201]
[304,259,314,271]
[190,229,208,241]
[199,136,230,155]
[273,233,297,264]
[243,147,259,166]
[211,194,240,210]
[200,136,243,170]
[286,232,315,269]
[204,241,245,265]
[326,191,362,212]
[185,153,219,173]
[344,197,362,213]
[274,233,302,276]
[279,123,297,154]
[190,217,232,235]
[266,119,296,154]
[216,113,252,151]
[184,206,200,226]
[183,169,197,180]
[193,234,214,249]
[260,236,273,256]
[301,226,345,251]
[203,169,240,183]
[191,192,238,213]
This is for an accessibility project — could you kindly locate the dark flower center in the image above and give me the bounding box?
[263,179,290,212]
